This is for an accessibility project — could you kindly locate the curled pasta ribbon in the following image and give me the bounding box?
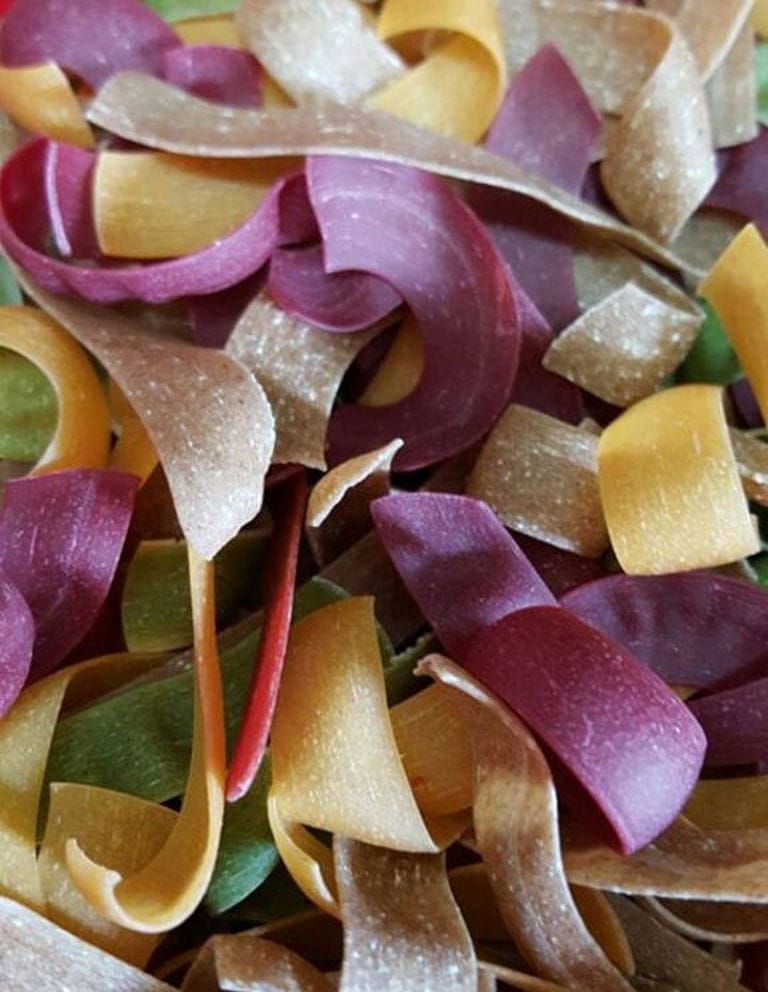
[598,384,758,575]
[65,550,226,933]
[108,381,158,485]
[369,0,507,142]
[0,63,93,148]
[0,305,110,474]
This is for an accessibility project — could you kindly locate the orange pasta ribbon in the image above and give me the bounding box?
[65,550,226,933]
[0,305,110,474]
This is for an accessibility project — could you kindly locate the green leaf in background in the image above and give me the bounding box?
[206,756,278,915]
[675,300,742,386]
[122,529,269,652]
[0,349,57,463]
[142,0,237,21]
[0,257,22,305]
[757,42,768,127]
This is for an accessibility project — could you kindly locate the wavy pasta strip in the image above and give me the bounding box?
[498,1,715,242]
[335,835,477,992]
[420,655,633,992]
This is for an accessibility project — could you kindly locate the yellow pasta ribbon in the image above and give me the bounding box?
[684,776,768,831]
[93,154,294,259]
[0,63,93,148]
[174,14,243,47]
[270,597,438,852]
[699,224,768,425]
[0,652,164,938]
[65,551,226,933]
[368,0,506,142]
[752,0,768,36]
[109,381,159,485]
[358,315,424,407]
[39,784,176,967]
[0,306,110,474]
[266,792,339,917]
[597,384,758,574]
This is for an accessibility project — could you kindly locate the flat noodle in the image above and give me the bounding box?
[368,0,506,141]
[307,439,403,528]
[606,896,742,992]
[270,598,437,852]
[479,962,573,992]
[307,439,403,565]
[600,19,713,243]
[542,283,699,407]
[572,233,703,311]
[109,383,159,485]
[639,896,768,943]
[420,655,632,992]
[39,784,176,967]
[700,224,768,425]
[236,0,404,105]
[688,777,768,833]
[64,552,226,932]
[570,886,635,975]
[706,22,758,148]
[467,404,608,557]
[564,816,768,902]
[646,0,752,80]
[390,684,473,817]
[359,315,423,407]
[266,792,339,917]
[497,1,715,242]
[19,274,274,560]
[226,295,376,470]
[0,653,164,929]
[597,384,758,573]
[0,305,111,474]
[319,531,424,647]
[729,428,768,506]
[0,897,175,992]
[174,15,243,47]
[94,153,292,259]
[183,934,334,992]
[334,836,477,992]
[0,63,93,148]
[86,73,688,272]
[755,0,768,36]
